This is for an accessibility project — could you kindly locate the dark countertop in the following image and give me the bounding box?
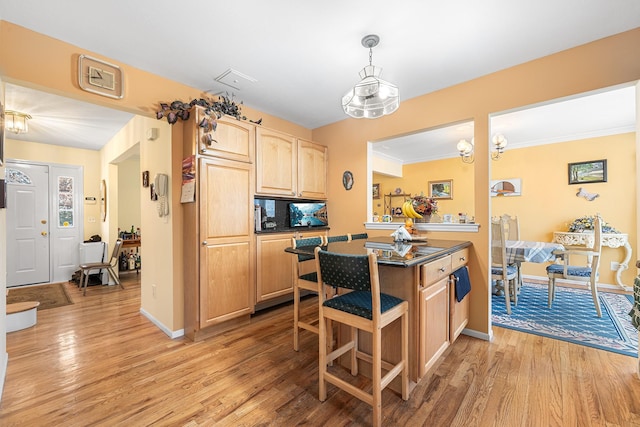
[286,236,471,267]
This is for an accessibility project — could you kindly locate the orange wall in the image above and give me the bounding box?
[374,132,636,286]
[313,29,640,336]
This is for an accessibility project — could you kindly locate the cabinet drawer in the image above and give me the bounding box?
[451,248,469,271]
[421,255,451,286]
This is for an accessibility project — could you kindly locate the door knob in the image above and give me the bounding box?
[41,231,48,236]
[202,241,207,246]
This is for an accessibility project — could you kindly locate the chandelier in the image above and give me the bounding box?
[342,34,399,119]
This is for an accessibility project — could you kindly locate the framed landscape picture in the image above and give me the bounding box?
[568,159,607,184]
[428,179,453,200]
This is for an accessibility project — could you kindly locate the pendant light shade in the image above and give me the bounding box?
[342,35,399,119]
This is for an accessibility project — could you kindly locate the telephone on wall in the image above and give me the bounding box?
[154,173,169,217]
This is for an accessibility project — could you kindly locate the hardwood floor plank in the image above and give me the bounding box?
[2,278,640,426]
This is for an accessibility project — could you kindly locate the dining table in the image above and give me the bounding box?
[505,240,565,264]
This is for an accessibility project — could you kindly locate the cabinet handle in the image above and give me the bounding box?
[459,256,466,262]
[200,148,207,153]
[202,241,207,246]
[439,267,446,273]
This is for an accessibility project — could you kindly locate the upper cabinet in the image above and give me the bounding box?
[194,107,255,163]
[256,127,327,199]
[297,138,328,199]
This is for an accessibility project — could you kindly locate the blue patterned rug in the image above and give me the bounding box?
[492,282,638,357]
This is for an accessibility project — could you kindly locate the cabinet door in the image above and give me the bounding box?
[256,233,295,302]
[256,128,297,196]
[199,157,255,327]
[297,139,328,199]
[196,109,255,163]
[419,277,450,378]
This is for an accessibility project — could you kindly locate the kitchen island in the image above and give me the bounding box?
[286,236,472,393]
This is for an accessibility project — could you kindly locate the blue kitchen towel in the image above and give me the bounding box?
[453,266,471,302]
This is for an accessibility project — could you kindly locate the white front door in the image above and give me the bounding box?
[6,162,50,286]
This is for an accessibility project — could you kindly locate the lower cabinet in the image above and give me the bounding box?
[256,233,295,303]
[419,276,450,378]
[450,248,470,342]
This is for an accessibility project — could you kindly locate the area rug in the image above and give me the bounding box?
[6,283,74,310]
[492,282,638,357]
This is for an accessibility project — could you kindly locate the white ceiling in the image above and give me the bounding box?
[0,1,638,157]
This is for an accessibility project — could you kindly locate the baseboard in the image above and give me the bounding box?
[0,351,8,403]
[460,328,492,342]
[139,308,184,339]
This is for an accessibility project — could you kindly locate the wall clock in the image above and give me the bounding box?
[78,54,124,99]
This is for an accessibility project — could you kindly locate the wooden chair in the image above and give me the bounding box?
[546,214,603,317]
[78,239,125,296]
[292,236,325,351]
[491,218,518,314]
[348,232,368,240]
[315,247,408,427]
[501,214,522,291]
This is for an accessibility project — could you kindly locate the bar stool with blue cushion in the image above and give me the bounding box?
[326,234,350,243]
[348,232,368,240]
[292,236,326,351]
[315,247,408,427]
[546,214,603,317]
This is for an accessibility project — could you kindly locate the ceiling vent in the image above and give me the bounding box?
[214,68,257,91]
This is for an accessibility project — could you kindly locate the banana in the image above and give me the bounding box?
[403,201,414,218]
[407,201,422,219]
[401,201,411,218]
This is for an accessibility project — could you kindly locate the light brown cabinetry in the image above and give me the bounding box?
[195,107,254,163]
[256,128,327,199]
[183,111,256,340]
[256,233,295,303]
[450,248,470,342]
[418,255,452,377]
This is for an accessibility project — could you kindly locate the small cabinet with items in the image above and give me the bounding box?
[256,127,327,199]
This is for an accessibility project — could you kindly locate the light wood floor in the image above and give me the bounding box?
[2,275,640,426]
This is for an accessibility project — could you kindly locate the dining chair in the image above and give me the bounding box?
[546,214,603,317]
[291,236,326,351]
[501,214,522,292]
[315,247,408,427]
[326,234,350,243]
[78,239,125,296]
[491,218,518,314]
[348,232,368,240]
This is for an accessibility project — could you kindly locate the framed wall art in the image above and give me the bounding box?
[568,159,607,184]
[372,183,380,199]
[428,179,453,200]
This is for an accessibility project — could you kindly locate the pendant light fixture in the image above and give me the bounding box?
[342,34,399,119]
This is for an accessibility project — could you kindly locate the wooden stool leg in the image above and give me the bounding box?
[318,305,327,401]
[293,284,300,351]
[372,326,382,427]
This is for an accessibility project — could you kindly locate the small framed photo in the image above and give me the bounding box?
[372,183,380,199]
[428,179,453,200]
[568,159,607,185]
[142,171,150,188]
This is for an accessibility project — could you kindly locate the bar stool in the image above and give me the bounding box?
[292,236,324,351]
[315,247,408,427]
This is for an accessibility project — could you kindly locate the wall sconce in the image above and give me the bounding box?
[5,110,32,134]
[491,134,508,160]
[457,138,474,163]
